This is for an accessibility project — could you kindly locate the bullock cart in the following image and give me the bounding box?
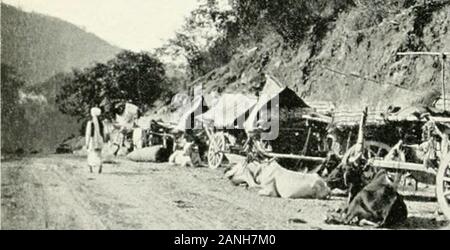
[199,93,258,169]
[338,107,450,220]
[243,106,331,172]
[143,119,177,150]
[133,95,209,152]
[242,75,332,172]
[203,74,333,171]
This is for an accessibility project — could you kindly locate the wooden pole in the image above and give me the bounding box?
[443,53,447,111]
[264,152,325,162]
[355,107,368,154]
[346,130,353,151]
[397,52,450,56]
[301,127,312,156]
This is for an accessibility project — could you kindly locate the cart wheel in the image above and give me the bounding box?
[208,132,226,169]
[437,154,450,220]
[346,141,405,179]
[366,141,400,160]
[368,141,406,179]
[346,141,402,160]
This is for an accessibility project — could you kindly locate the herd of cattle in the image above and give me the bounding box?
[223,142,409,228]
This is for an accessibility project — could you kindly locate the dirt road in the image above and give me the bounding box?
[1,154,448,229]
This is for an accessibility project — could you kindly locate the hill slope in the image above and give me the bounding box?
[1,3,121,84]
[193,1,450,110]
[1,3,120,153]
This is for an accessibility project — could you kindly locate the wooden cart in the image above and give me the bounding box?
[204,75,333,171]
[337,107,450,220]
[205,110,332,170]
[200,93,258,169]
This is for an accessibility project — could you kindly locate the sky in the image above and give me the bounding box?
[3,0,201,52]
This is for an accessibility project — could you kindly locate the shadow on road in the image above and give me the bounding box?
[402,194,436,202]
[398,216,449,229]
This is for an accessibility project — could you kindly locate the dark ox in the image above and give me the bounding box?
[325,159,408,227]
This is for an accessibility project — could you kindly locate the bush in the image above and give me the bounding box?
[231,0,355,44]
[349,0,416,30]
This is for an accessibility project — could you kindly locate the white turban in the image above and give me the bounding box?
[91,107,102,117]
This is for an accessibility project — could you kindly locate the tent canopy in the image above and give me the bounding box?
[197,93,257,129]
[244,74,310,132]
[174,96,208,131]
[259,74,309,109]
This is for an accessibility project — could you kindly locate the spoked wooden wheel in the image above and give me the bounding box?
[208,132,226,169]
[437,155,450,220]
[346,141,404,161]
[366,141,402,160]
[346,141,405,179]
[366,141,406,180]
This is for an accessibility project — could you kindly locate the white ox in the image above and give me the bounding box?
[226,160,330,199]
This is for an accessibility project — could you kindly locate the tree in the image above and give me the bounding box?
[156,0,239,80]
[56,50,168,122]
[230,0,355,44]
[155,0,355,81]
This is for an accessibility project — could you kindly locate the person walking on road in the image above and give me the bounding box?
[85,107,105,173]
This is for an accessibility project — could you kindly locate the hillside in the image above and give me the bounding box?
[1,3,120,153]
[1,3,121,85]
[191,1,450,110]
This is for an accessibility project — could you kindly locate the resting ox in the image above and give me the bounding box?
[225,160,330,199]
[326,168,407,227]
[225,161,261,188]
[325,144,408,227]
[169,142,201,167]
[326,107,407,227]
